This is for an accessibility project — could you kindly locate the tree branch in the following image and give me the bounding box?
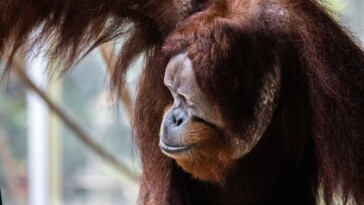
[11,62,139,182]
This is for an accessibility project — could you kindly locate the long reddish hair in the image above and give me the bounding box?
[1,0,363,204]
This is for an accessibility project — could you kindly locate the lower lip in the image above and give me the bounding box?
[159,141,192,155]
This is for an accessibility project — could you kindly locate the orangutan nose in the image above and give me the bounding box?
[170,108,187,127]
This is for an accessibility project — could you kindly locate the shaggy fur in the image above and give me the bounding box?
[1,0,364,204]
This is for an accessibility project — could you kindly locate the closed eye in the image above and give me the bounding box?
[191,116,217,128]
[177,93,187,102]
[177,92,194,106]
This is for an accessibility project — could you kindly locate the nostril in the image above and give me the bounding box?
[172,115,184,126]
[171,109,186,127]
[176,118,183,126]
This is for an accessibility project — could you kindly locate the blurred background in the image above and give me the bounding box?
[0,0,363,205]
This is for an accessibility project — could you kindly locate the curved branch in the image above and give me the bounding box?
[11,62,139,182]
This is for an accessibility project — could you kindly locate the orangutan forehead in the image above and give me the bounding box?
[164,53,196,93]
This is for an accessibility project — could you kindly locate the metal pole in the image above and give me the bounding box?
[49,73,63,205]
[26,54,49,205]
